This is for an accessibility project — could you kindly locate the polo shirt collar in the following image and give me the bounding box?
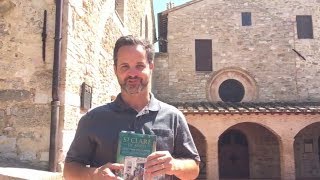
[113,93,161,112]
[148,93,161,111]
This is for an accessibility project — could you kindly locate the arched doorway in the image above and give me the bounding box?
[189,125,207,179]
[294,122,320,179]
[218,129,249,178]
[318,136,320,162]
[218,122,281,179]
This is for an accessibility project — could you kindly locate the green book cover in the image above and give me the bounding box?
[116,131,157,180]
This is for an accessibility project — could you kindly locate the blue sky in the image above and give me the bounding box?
[153,0,190,15]
[153,0,190,51]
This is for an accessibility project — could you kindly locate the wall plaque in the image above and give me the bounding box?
[304,139,313,153]
[81,82,92,111]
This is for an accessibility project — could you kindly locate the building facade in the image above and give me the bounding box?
[155,0,320,179]
[0,0,155,171]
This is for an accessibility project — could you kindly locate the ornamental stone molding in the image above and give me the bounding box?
[207,67,258,102]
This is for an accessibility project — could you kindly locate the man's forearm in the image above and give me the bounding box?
[63,162,96,180]
[172,159,199,180]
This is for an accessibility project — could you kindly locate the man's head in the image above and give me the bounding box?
[113,35,154,66]
[113,35,154,95]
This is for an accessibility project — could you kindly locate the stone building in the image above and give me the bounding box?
[0,0,155,172]
[155,0,320,179]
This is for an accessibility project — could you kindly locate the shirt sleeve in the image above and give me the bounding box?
[65,114,96,165]
[173,111,201,162]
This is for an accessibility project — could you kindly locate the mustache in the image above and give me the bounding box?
[125,76,141,81]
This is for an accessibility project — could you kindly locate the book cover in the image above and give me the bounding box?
[116,131,157,180]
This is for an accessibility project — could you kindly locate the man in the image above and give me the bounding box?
[63,35,200,180]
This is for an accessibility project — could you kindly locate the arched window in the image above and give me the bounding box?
[140,18,143,37]
[145,15,148,39]
[115,0,124,22]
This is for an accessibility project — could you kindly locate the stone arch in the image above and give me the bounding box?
[294,122,320,179]
[218,129,249,178]
[188,124,207,179]
[207,67,258,102]
[218,122,281,179]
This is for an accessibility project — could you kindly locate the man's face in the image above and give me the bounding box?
[114,45,154,95]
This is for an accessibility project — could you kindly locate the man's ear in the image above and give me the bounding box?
[149,62,154,70]
[113,64,117,74]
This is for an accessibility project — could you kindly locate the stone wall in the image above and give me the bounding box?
[153,0,320,103]
[60,0,155,170]
[0,0,154,170]
[0,0,55,169]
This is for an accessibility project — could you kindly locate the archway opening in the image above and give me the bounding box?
[219,129,249,178]
[294,122,320,180]
[218,122,281,179]
[189,125,207,179]
[318,136,320,162]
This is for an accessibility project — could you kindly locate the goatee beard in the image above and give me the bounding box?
[121,77,147,94]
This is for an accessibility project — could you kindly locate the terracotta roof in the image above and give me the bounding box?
[171,102,320,115]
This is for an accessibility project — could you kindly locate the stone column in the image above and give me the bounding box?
[280,136,296,180]
[206,136,219,180]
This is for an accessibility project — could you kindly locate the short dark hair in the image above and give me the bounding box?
[113,35,154,65]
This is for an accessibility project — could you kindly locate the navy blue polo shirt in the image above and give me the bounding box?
[65,93,200,178]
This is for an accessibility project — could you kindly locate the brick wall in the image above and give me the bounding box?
[186,113,320,179]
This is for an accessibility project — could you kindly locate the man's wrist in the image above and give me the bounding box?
[88,167,99,179]
[169,158,199,179]
[170,158,182,175]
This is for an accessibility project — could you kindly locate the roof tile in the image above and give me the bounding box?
[171,102,320,115]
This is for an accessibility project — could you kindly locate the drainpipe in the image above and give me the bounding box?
[49,0,63,172]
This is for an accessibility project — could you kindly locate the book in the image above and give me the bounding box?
[116,131,157,180]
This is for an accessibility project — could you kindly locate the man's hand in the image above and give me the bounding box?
[143,151,200,180]
[63,161,124,180]
[144,151,176,178]
[92,163,124,180]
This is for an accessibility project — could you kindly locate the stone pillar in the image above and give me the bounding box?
[280,136,296,180]
[206,136,219,180]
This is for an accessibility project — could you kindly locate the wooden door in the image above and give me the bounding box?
[219,130,249,178]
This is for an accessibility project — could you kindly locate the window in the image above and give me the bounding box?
[218,79,245,102]
[115,0,124,22]
[145,15,148,39]
[304,139,313,153]
[140,18,143,37]
[195,39,212,71]
[241,12,251,26]
[296,15,313,39]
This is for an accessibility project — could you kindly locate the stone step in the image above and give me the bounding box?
[0,168,62,180]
